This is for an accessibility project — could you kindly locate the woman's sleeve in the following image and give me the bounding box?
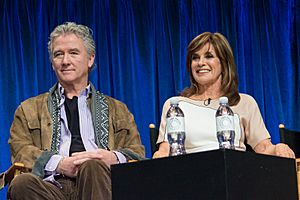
[243,95,271,148]
[156,99,171,144]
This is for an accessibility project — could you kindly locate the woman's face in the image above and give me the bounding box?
[191,43,222,88]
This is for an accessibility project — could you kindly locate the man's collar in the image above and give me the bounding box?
[57,83,91,98]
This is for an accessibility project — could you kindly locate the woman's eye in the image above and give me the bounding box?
[192,56,199,61]
[205,53,213,58]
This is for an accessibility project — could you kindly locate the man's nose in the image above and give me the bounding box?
[62,54,70,65]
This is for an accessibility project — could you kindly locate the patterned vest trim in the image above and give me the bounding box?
[47,82,109,153]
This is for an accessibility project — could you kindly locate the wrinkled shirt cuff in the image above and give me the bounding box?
[45,154,63,174]
[113,151,127,163]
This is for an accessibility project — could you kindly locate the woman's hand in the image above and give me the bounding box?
[254,139,295,159]
[273,143,295,158]
[152,142,169,158]
[153,150,168,158]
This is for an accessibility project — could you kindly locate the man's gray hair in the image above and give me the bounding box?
[48,22,96,61]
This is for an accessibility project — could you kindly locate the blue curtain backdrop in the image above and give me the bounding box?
[0,0,299,197]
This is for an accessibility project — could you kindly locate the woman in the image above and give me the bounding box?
[153,32,294,159]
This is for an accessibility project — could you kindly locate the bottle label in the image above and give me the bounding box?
[166,117,185,133]
[216,115,234,132]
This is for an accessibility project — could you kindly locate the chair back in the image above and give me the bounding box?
[149,124,159,156]
[0,162,29,190]
[279,124,300,158]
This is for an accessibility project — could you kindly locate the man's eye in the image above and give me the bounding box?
[54,53,63,58]
[70,51,79,55]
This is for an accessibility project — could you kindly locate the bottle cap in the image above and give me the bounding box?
[219,96,228,104]
[169,97,179,105]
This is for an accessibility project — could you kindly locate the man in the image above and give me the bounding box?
[7,22,145,200]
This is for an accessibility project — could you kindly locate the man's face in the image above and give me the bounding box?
[51,33,95,87]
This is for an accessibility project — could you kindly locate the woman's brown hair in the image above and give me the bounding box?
[181,32,240,106]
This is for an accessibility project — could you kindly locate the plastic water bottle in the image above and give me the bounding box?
[216,97,235,149]
[166,98,186,156]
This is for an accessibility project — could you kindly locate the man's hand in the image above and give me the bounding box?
[56,156,79,177]
[72,149,119,167]
[56,149,119,177]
